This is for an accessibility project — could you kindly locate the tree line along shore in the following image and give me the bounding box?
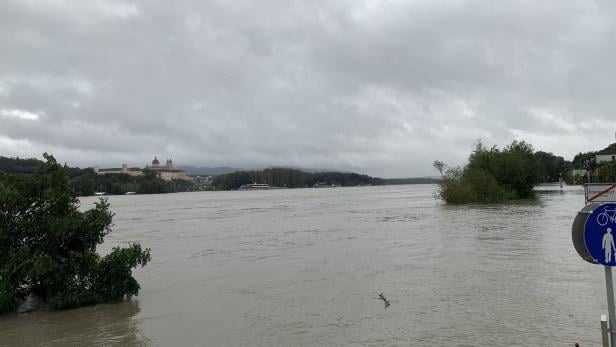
[2,142,613,200]
[1,156,435,195]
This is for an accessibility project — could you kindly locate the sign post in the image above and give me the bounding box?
[607,267,616,347]
[573,192,616,345]
[603,314,610,347]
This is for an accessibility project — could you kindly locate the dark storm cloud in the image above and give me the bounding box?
[1,0,616,177]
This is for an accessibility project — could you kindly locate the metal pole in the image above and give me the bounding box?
[602,314,610,347]
[605,266,616,347]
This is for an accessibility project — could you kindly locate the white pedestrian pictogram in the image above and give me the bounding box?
[603,228,616,263]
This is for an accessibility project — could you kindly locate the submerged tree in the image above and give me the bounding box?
[434,140,542,204]
[0,154,151,313]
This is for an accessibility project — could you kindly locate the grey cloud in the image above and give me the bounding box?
[1,0,615,177]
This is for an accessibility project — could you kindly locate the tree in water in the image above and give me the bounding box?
[434,140,542,204]
[0,154,151,313]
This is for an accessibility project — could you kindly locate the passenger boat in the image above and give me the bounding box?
[313,182,339,188]
[239,183,271,190]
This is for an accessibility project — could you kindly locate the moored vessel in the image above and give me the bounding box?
[239,183,271,190]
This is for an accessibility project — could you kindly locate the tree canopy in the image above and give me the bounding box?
[0,154,151,313]
[534,151,570,183]
[434,140,542,204]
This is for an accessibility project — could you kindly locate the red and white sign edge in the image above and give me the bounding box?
[585,183,616,203]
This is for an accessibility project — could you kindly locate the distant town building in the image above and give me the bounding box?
[594,146,616,164]
[570,169,586,177]
[190,175,213,190]
[96,163,143,176]
[96,157,189,181]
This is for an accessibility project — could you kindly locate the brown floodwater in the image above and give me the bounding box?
[0,184,607,346]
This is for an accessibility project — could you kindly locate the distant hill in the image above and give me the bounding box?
[383,177,440,185]
[213,168,384,190]
[177,165,347,176]
[176,166,245,176]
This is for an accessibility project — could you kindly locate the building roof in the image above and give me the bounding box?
[597,144,616,155]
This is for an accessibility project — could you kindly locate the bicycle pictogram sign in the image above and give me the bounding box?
[597,206,616,226]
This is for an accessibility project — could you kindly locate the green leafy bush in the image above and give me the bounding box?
[0,154,151,313]
[434,140,542,204]
[597,161,616,182]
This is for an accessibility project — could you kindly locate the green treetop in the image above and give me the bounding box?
[434,140,542,204]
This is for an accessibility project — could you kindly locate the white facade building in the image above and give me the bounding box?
[96,163,144,176]
[145,157,189,181]
[97,157,189,181]
[595,147,616,164]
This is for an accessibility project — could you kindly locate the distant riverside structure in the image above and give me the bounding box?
[145,157,189,181]
[96,157,189,181]
[594,146,616,164]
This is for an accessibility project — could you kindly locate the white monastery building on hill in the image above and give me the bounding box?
[96,157,189,181]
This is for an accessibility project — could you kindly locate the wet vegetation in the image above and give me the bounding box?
[434,141,542,204]
[569,143,616,184]
[0,154,151,313]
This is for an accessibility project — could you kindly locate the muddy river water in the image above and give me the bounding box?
[0,184,606,346]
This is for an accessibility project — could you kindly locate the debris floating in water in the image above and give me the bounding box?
[377,293,390,308]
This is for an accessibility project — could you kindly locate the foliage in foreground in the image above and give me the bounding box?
[0,154,151,313]
[434,141,542,204]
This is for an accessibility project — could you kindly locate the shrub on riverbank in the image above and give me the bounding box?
[0,154,151,313]
[434,141,542,204]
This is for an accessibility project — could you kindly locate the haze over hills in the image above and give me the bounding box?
[175,166,245,176]
[176,165,365,176]
[177,164,441,184]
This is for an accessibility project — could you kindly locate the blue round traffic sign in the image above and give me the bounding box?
[585,203,616,266]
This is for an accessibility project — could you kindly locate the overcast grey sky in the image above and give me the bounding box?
[1,0,616,177]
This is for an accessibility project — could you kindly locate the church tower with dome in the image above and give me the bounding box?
[96,156,188,181]
[151,156,160,168]
[146,156,188,181]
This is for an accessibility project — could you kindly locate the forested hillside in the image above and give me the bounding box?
[213,168,384,190]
